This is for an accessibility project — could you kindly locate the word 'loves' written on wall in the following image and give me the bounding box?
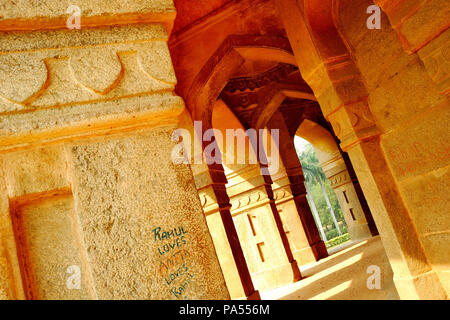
[153,226,195,299]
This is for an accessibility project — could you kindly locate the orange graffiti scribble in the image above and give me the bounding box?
[158,249,190,276]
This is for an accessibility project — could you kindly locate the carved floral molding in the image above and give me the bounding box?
[222,63,298,94]
[329,170,351,188]
[0,25,183,150]
[0,26,176,114]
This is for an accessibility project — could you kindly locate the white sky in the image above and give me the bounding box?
[294,135,311,154]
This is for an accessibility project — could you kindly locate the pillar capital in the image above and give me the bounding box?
[0,24,183,153]
[328,169,352,189]
[272,174,295,206]
[296,53,382,152]
[0,1,176,35]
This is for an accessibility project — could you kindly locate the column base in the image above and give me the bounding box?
[246,290,261,300]
[251,261,301,291]
[234,290,261,300]
[311,240,328,260]
[349,223,372,242]
[394,271,448,300]
[292,246,322,266]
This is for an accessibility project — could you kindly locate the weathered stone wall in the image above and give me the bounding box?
[0,1,229,300]
[337,0,449,297]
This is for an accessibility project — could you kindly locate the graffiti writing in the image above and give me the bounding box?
[158,249,190,276]
[153,226,188,256]
[170,271,195,299]
[153,226,194,299]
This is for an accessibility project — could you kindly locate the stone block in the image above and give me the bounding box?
[67,127,229,299]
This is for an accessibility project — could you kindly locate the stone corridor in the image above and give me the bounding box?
[261,237,400,300]
[0,0,448,300]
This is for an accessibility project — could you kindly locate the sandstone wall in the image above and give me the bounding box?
[0,2,229,300]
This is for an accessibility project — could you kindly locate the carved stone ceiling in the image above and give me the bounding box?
[171,0,332,137]
[279,98,331,137]
[219,63,327,134]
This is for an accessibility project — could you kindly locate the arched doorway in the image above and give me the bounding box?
[169,0,449,299]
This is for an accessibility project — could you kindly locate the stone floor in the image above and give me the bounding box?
[261,236,400,300]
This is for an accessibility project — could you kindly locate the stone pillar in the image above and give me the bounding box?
[323,158,372,241]
[268,112,328,261]
[341,152,379,237]
[286,166,329,258]
[372,2,449,293]
[0,2,229,300]
[271,166,320,265]
[296,115,377,240]
[194,164,260,300]
[227,165,301,291]
[176,108,259,300]
[346,138,448,299]
[276,0,448,299]
[0,166,25,300]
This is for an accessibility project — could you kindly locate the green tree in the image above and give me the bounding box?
[302,161,342,235]
[295,141,347,240]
